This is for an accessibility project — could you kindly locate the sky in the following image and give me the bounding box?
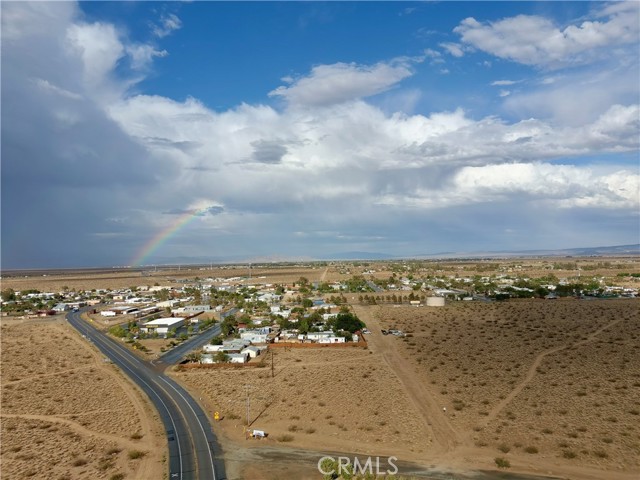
[1,1,639,269]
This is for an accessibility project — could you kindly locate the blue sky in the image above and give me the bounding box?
[2,1,639,268]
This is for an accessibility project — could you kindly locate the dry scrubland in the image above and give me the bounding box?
[373,299,640,472]
[0,266,331,292]
[1,318,164,479]
[172,347,433,457]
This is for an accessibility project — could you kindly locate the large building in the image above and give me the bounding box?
[140,317,185,337]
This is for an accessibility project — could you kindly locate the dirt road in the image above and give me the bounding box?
[352,305,462,452]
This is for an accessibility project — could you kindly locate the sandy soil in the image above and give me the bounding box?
[171,298,639,480]
[1,317,166,480]
[357,299,640,479]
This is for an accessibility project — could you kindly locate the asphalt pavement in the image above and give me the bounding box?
[66,310,226,480]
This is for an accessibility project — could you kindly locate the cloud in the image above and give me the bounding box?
[32,78,83,100]
[152,13,182,38]
[250,140,288,164]
[2,1,638,267]
[164,205,225,216]
[503,63,639,124]
[66,22,124,89]
[126,44,168,71]
[491,79,519,86]
[268,59,415,107]
[454,2,640,68]
[439,42,466,57]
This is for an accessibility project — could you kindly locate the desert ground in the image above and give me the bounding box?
[0,316,165,480]
[172,297,639,480]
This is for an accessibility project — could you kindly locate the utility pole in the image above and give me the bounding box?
[245,384,251,428]
[271,349,274,378]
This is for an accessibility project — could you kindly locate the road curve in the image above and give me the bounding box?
[66,310,226,480]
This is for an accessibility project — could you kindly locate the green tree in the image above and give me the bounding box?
[109,325,127,338]
[329,312,365,333]
[1,288,16,302]
[214,351,230,363]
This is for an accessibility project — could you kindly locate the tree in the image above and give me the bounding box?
[210,336,223,345]
[330,312,365,334]
[109,325,127,338]
[221,315,238,336]
[1,288,16,302]
[186,352,202,363]
[214,351,230,363]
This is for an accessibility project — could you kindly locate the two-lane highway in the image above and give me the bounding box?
[66,310,226,480]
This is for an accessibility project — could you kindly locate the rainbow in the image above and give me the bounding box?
[131,208,207,267]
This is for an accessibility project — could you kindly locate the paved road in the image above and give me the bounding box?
[66,310,226,480]
[158,308,238,364]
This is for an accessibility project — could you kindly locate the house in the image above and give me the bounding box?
[240,330,269,344]
[306,331,334,342]
[52,303,69,313]
[140,317,185,337]
[203,344,225,353]
[318,336,346,344]
[241,346,261,358]
[228,353,249,364]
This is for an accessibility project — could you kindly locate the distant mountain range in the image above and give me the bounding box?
[144,244,639,266]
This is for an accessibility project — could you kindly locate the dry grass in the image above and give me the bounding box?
[0,318,164,479]
[375,298,640,470]
[173,346,433,456]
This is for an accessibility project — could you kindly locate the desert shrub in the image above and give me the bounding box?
[72,458,87,467]
[109,474,125,480]
[593,449,608,458]
[494,457,511,468]
[524,446,539,454]
[602,437,613,444]
[305,427,316,434]
[497,444,510,453]
[288,425,299,432]
[562,450,577,459]
[130,432,143,440]
[128,450,146,460]
[542,428,553,434]
[277,434,294,442]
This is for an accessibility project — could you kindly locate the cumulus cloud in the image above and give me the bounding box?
[2,1,638,267]
[268,59,415,107]
[454,2,640,68]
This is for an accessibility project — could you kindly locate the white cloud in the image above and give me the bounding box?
[491,79,519,86]
[32,78,83,100]
[268,59,415,107]
[423,48,441,59]
[152,13,182,38]
[503,64,639,125]
[454,2,640,68]
[66,22,124,89]
[499,90,510,97]
[126,44,168,71]
[439,42,465,57]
